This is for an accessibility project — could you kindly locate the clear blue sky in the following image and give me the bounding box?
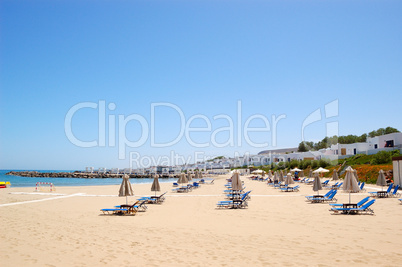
[1,0,401,170]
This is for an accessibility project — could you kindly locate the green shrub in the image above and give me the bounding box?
[371,151,392,164]
[311,160,318,169]
[277,162,285,169]
[319,159,330,168]
[297,160,303,169]
[303,160,312,169]
[289,160,299,169]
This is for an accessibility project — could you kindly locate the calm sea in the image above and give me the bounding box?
[0,170,177,188]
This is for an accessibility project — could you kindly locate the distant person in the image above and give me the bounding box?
[386,171,394,184]
[295,171,299,180]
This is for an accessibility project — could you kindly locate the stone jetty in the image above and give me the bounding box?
[6,171,178,179]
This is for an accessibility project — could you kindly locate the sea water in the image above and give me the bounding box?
[0,170,178,188]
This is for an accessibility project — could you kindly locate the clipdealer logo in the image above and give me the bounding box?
[64,100,286,160]
[64,99,339,168]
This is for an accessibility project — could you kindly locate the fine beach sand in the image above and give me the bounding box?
[1,174,402,266]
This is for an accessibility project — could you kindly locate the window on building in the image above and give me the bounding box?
[385,140,394,147]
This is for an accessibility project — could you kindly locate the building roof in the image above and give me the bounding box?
[258,147,298,155]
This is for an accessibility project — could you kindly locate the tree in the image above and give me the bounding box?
[298,142,308,152]
[385,127,399,135]
[377,128,386,136]
[305,141,315,150]
[299,127,399,152]
[369,127,399,137]
[357,133,367,143]
[368,130,376,138]
[327,136,338,146]
[315,137,329,150]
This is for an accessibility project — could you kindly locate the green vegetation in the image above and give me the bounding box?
[338,149,401,166]
[206,156,226,162]
[368,127,399,138]
[232,149,400,184]
[257,158,332,172]
[297,126,399,152]
[244,149,400,174]
[371,151,390,164]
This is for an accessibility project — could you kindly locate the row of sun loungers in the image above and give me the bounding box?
[216,180,250,209]
[100,192,167,216]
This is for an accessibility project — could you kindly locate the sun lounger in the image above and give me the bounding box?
[307,190,337,203]
[217,194,249,209]
[330,199,376,215]
[325,182,338,189]
[321,180,329,186]
[100,208,137,215]
[280,185,300,192]
[305,190,334,200]
[172,182,179,187]
[226,191,251,200]
[115,200,148,212]
[273,183,287,189]
[399,199,402,204]
[332,182,343,190]
[388,185,400,198]
[137,196,157,204]
[172,185,192,193]
[268,181,279,186]
[138,192,167,204]
[359,182,366,192]
[369,184,393,198]
[329,196,370,208]
[206,179,214,184]
[224,187,246,193]
[101,201,140,215]
[150,192,167,202]
[132,200,148,212]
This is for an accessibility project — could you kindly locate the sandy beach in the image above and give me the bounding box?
[1,174,402,267]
